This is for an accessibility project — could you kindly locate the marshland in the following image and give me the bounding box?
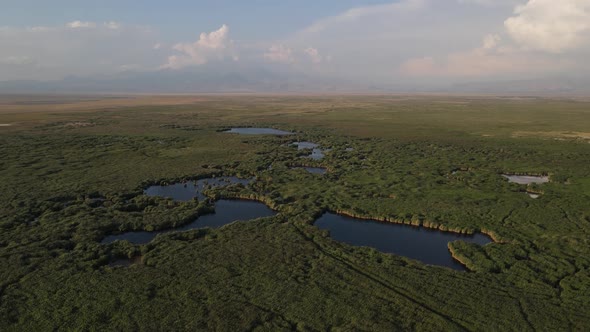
[1,95,590,330]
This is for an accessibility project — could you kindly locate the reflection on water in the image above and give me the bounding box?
[503,174,549,185]
[144,177,251,201]
[293,141,327,160]
[102,200,276,245]
[292,167,327,174]
[315,213,492,270]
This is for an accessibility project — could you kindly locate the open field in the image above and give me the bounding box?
[1,95,590,330]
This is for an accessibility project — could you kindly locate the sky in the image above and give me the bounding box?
[1,0,589,89]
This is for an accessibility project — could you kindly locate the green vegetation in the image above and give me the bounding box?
[1,95,590,331]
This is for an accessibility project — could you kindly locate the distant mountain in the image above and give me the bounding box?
[1,65,589,95]
[0,64,371,94]
[449,77,590,95]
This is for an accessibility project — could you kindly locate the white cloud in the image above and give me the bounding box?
[67,21,96,29]
[263,45,329,65]
[399,34,568,77]
[104,21,121,30]
[482,34,501,49]
[285,0,590,83]
[29,26,52,32]
[163,24,235,69]
[504,0,590,53]
[302,0,426,34]
[0,22,161,80]
[2,0,590,87]
[264,44,294,63]
[304,47,323,64]
[287,0,510,81]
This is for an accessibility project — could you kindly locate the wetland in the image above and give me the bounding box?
[102,199,276,244]
[1,95,590,331]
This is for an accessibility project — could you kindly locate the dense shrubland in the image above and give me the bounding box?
[1,95,589,330]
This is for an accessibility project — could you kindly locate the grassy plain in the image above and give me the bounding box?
[1,95,590,331]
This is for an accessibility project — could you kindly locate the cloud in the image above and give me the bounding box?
[399,34,568,77]
[66,21,120,30]
[67,21,96,29]
[302,0,427,34]
[263,45,328,65]
[287,0,511,80]
[163,24,235,69]
[304,47,324,64]
[285,0,590,84]
[104,21,121,30]
[264,44,294,63]
[0,22,160,80]
[482,34,501,50]
[2,0,590,88]
[504,0,590,53]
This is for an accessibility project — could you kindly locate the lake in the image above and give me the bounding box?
[293,141,326,160]
[225,128,293,135]
[144,176,251,201]
[292,167,328,174]
[315,213,492,270]
[502,175,549,185]
[101,199,276,245]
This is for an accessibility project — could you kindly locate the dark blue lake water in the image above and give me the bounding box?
[102,200,276,245]
[292,167,327,174]
[315,213,492,270]
[144,177,251,201]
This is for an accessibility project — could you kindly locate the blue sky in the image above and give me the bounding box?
[1,0,392,40]
[1,0,589,86]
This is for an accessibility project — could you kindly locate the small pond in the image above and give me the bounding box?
[144,177,251,201]
[292,167,327,175]
[102,200,276,245]
[293,141,318,150]
[293,141,327,160]
[503,175,549,185]
[225,128,293,135]
[315,213,492,270]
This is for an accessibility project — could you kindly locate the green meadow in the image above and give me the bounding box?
[1,95,589,331]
